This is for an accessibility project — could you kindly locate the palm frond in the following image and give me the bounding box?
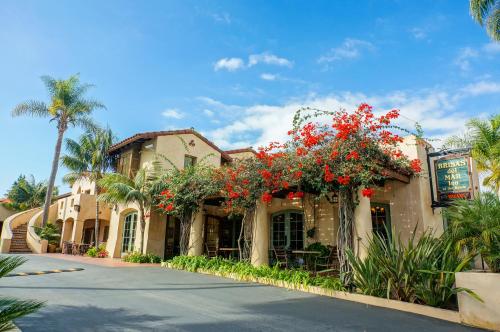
[0,256,26,277]
[11,101,49,118]
[470,0,496,25]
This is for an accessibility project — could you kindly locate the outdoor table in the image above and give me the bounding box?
[219,247,239,259]
[291,250,322,269]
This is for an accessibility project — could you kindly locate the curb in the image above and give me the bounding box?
[5,268,84,277]
[162,263,461,324]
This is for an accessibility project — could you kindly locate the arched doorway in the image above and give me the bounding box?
[62,218,74,242]
[121,212,138,253]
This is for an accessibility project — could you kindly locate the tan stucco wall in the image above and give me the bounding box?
[154,134,222,170]
[227,151,256,160]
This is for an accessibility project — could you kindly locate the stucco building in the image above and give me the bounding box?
[1,128,459,265]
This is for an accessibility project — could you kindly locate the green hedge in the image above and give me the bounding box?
[167,255,345,291]
[123,252,161,264]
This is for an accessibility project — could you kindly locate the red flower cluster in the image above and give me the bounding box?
[158,190,175,212]
[338,175,351,185]
[287,191,304,200]
[410,159,422,173]
[324,164,334,182]
[346,151,359,161]
[262,192,273,203]
[361,187,375,198]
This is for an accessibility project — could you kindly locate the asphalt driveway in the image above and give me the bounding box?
[0,254,481,332]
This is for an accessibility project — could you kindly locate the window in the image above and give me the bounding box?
[371,203,391,243]
[60,201,64,209]
[70,199,74,207]
[121,212,138,253]
[271,211,304,250]
[184,155,197,168]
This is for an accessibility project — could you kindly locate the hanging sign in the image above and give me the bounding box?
[434,153,473,203]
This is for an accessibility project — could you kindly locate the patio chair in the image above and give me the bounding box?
[205,243,218,258]
[314,246,340,276]
[273,247,289,269]
[62,241,73,255]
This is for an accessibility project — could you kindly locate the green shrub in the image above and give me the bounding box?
[87,244,108,258]
[347,230,477,308]
[305,242,330,257]
[168,255,345,291]
[122,252,161,264]
[34,223,60,245]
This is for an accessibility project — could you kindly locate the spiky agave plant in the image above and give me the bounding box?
[0,256,44,331]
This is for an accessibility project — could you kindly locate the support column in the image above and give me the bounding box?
[72,219,84,244]
[354,188,372,260]
[251,201,269,266]
[188,206,204,256]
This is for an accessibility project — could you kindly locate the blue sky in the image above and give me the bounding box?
[0,0,499,195]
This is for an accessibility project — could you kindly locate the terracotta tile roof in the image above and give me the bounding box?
[108,129,232,162]
[0,198,11,204]
[225,147,257,155]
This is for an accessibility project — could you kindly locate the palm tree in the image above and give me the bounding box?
[61,127,115,248]
[0,256,44,331]
[470,0,500,41]
[6,175,57,211]
[98,168,158,254]
[12,74,105,227]
[445,114,500,192]
[445,192,500,272]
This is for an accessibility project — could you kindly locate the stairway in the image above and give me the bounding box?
[9,224,32,253]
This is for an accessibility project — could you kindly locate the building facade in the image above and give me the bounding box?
[52,129,454,266]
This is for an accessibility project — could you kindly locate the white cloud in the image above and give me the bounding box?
[410,27,427,40]
[260,73,277,81]
[210,12,231,24]
[454,47,478,72]
[214,57,245,71]
[483,42,500,54]
[206,82,499,149]
[318,38,375,63]
[248,53,293,67]
[461,81,500,96]
[203,109,215,117]
[162,108,184,119]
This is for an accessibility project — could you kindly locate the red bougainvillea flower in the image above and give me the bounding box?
[294,170,303,179]
[346,151,359,160]
[287,192,295,200]
[229,192,240,199]
[295,191,304,198]
[261,192,273,203]
[338,175,351,185]
[324,164,334,182]
[166,203,174,211]
[410,159,422,173]
[282,181,289,189]
[361,187,375,198]
[259,169,272,180]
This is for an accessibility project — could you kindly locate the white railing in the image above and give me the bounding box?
[26,209,47,254]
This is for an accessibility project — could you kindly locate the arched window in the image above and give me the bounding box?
[122,212,138,253]
[270,211,304,250]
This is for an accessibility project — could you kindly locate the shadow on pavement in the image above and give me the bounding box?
[16,305,171,332]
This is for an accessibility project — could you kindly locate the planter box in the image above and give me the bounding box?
[456,271,500,331]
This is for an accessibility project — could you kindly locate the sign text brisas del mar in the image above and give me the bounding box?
[434,154,473,202]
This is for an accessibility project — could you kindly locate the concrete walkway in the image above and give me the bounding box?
[0,254,483,332]
[38,253,160,267]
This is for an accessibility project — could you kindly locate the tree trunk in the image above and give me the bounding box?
[94,186,100,248]
[238,205,255,262]
[139,205,146,254]
[41,127,65,227]
[337,187,355,286]
[179,211,193,256]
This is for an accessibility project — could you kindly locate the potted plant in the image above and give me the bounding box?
[447,193,500,330]
[35,223,61,253]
